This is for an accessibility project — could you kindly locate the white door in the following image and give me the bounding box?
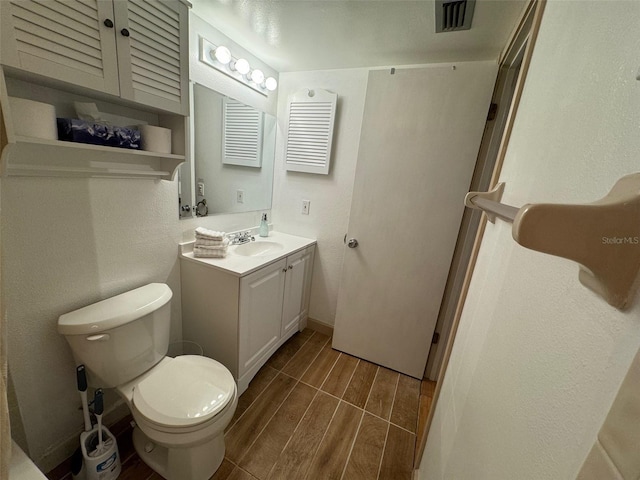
[333,64,497,378]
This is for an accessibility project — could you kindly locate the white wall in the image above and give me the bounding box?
[420,1,640,478]
[3,178,183,470]
[3,177,265,472]
[271,68,369,325]
[3,13,281,472]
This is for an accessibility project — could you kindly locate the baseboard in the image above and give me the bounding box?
[306,318,334,337]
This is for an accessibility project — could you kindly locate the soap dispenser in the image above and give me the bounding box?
[259,213,269,237]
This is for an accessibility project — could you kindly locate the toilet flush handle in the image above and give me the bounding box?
[86,334,110,342]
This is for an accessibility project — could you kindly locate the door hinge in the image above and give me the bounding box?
[487,103,498,121]
[432,332,440,344]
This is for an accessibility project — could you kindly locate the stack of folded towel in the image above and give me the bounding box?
[193,227,229,258]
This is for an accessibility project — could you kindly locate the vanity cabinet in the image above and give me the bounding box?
[181,244,316,394]
[0,0,189,115]
[281,248,313,337]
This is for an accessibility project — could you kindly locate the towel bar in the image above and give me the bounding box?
[465,174,640,310]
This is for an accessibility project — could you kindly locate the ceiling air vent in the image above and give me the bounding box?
[436,0,476,32]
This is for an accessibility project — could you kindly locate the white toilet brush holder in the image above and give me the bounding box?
[80,426,121,480]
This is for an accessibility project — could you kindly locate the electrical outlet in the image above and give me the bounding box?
[197,182,205,196]
[302,200,310,215]
[237,190,244,203]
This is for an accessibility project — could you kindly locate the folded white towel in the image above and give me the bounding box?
[194,243,228,251]
[193,247,227,258]
[195,237,229,247]
[195,227,226,240]
[195,233,227,242]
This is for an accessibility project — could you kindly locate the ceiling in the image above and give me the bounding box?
[190,0,528,72]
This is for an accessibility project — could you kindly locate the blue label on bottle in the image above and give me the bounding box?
[97,452,117,472]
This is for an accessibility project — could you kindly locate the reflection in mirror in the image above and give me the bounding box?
[192,83,275,216]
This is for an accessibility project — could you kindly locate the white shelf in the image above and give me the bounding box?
[0,67,187,180]
[1,136,184,180]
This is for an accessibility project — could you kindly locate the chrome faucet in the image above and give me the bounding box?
[229,231,255,245]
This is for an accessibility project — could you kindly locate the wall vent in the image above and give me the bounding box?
[285,88,337,175]
[436,0,475,32]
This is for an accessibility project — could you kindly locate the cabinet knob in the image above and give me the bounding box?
[121,28,130,37]
[288,265,293,270]
[282,268,287,273]
[103,19,114,28]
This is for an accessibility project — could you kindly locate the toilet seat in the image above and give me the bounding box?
[132,355,235,431]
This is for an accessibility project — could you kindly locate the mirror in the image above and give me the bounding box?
[189,83,276,217]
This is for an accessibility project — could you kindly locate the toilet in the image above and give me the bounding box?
[57,283,237,480]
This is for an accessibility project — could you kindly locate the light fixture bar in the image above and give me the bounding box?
[199,37,278,96]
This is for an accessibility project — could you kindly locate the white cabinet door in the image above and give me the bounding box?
[299,247,315,329]
[239,259,286,377]
[113,0,188,114]
[281,249,310,337]
[0,0,120,95]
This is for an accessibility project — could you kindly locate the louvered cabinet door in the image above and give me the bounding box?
[0,0,120,95]
[113,0,188,115]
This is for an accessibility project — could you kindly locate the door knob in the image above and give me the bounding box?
[347,238,359,248]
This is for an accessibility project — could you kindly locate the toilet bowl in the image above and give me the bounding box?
[57,283,237,480]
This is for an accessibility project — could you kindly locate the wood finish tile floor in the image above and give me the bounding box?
[48,329,434,480]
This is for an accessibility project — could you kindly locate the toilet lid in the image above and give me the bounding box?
[133,355,235,428]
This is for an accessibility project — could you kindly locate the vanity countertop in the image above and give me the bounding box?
[179,230,316,277]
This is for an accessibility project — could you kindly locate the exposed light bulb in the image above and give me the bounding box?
[250,69,265,85]
[212,45,231,65]
[234,58,250,75]
[264,77,278,91]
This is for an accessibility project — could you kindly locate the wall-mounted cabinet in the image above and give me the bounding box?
[0,0,189,115]
[0,0,189,179]
[180,243,315,394]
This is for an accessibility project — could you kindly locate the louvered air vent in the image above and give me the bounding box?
[436,0,476,32]
[222,98,264,168]
[285,89,337,175]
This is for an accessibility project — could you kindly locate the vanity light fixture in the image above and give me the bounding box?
[234,58,251,76]
[250,69,265,85]
[264,77,278,91]
[200,37,277,96]
[212,45,231,65]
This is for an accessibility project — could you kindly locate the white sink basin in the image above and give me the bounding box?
[234,241,285,257]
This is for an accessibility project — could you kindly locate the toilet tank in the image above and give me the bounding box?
[58,283,173,388]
